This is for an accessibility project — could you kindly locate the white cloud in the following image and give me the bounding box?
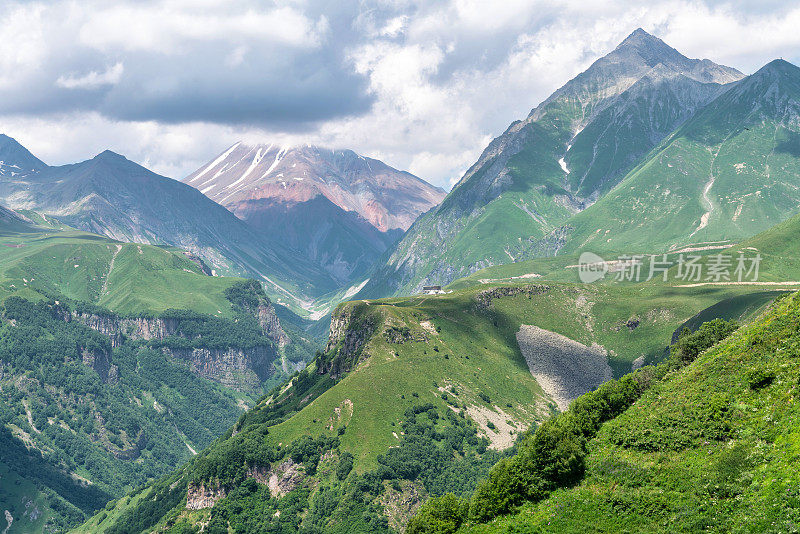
[225,45,249,68]
[56,62,124,89]
[77,3,327,53]
[1,0,800,190]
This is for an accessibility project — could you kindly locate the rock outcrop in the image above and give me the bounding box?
[186,482,226,511]
[163,346,271,392]
[254,300,289,347]
[80,347,118,384]
[320,304,377,379]
[265,459,304,498]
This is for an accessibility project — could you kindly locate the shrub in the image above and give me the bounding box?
[407,494,468,534]
[671,319,738,366]
[337,452,354,480]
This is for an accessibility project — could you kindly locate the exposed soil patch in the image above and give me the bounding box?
[465,404,520,450]
[419,320,438,336]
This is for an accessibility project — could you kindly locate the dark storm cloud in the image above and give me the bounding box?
[0,0,378,128]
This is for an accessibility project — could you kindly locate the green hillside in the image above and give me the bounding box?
[360,29,743,298]
[558,60,800,257]
[0,217,322,533]
[77,270,789,533]
[0,224,240,317]
[406,289,800,533]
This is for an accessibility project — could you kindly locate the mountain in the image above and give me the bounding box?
[0,134,46,179]
[0,142,339,312]
[0,213,324,533]
[80,273,781,532]
[410,291,800,533]
[183,143,445,283]
[553,59,800,255]
[362,29,743,297]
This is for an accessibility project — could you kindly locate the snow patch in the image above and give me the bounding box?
[189,142,241,185]
[261,146,288,179]
[342,278,369,300]
[558,157,569,174]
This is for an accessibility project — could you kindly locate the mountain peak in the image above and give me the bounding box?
[755,58,800,77]
[612,28,685,67]
[0,134,47,172]
[617,28,660,48]
[92,150,128,163]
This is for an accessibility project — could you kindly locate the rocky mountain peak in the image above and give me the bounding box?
[0,134,47,174]
[614,28,684,64]
[752,58,800,80]
[184,142,445,232]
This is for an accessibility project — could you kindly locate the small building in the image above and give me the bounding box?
[422,285,443,295]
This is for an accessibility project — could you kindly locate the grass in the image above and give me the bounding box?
[262,275,784,468]
[0,224,246,317]
[464,291,800,532]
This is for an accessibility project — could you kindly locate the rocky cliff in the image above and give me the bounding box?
[53,299,285,393]
[320,303,378,380]
[164,345,272,392]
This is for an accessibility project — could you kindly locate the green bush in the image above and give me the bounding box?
[337,452,354,480]
[670,319,738,367]
[407,493,468,534]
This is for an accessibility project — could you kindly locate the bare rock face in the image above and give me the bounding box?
[162,346,271,392]
[265,459,304,498]
[80,347,118,384]
[57,308,182,347]
[186,482,226,511]
[380,480,427,533]
[321,304,377,379]
[254,300,289,348]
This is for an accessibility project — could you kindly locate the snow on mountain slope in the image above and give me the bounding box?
[184,144,445,232]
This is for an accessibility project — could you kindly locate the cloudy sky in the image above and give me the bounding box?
[1,0,799,189]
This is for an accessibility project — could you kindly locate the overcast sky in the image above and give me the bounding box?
[1,0,799,189]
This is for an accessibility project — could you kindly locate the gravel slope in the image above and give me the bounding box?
[516,325,612,411]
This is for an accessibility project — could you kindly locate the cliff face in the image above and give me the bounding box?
[320,304,377,380]
[56,304,283,393]
[164,346,272,392]
[186,482,226,511]
[80,347,118,384]
[60,310,182,347]
[255,300,290,347]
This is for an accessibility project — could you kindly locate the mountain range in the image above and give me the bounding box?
[3,25,800,534]
[183,143,444,283]
[0,136,445,314]
[361,29,800,297]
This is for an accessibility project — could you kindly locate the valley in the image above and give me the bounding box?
[0,15,798,534]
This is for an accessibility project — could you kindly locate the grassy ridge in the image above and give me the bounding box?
[77,274,787,532]
[0,225,242,317]
[456,291,800,532]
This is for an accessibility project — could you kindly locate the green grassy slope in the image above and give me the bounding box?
[0,224,242,317]
[558,60,800,256]
[78,273,786,533]
[458,290,800,533]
